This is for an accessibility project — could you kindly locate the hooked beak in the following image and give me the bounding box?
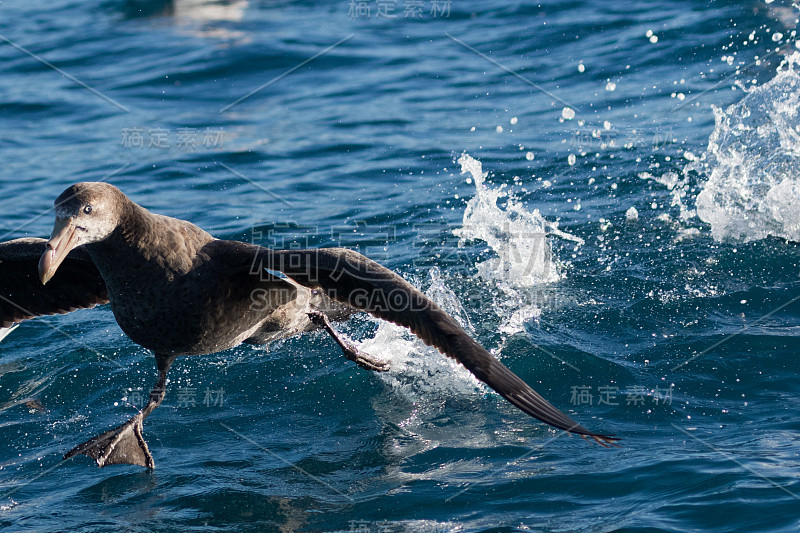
[38,217,78,285]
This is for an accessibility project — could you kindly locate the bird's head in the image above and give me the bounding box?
[39,182,125,285]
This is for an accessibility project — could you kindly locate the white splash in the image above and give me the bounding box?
[360,267,483,402]
[0,324,18,344]
[454,153,581,287]
[690,52,800,242]
[0,499,18,511]
[636,170,694,220]
[360,155,580,399]
[453,153,581,334]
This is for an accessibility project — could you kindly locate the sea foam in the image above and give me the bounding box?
[690,52,800,242]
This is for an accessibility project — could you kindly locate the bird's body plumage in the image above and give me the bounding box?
[0,182,616,468]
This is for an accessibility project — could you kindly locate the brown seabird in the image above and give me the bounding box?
[0,182,617,468]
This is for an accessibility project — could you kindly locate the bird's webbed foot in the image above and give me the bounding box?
[342,343,392,372]
[65,354,172,469]
[64,413,154,468]
[307,310,391,372]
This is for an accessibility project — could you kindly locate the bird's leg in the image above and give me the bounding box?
[307,310,390,372]
[64,354,176,468]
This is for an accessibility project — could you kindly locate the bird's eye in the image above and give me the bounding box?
[83,204,93,215]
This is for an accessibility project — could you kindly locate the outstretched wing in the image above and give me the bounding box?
[0,238,108,328]
[256,246,617,445]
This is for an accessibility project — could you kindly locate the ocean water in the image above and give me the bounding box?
[1,0,800,531]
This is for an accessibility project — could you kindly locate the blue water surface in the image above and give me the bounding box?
[1,0,800,531]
